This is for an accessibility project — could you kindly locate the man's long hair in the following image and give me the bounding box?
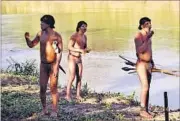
[138,17,151,30]
[40,15,55,28]
[76,21,87,32]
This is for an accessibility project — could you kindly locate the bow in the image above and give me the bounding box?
[119,55,179,77]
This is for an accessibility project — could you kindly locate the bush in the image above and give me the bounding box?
[5,57,39,77]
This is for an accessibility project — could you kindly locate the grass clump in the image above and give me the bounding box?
[1,91,41,120]
[1,57,39,85]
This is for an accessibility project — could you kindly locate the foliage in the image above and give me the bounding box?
[2,57,39,83]
[2,71,178,121]
[1,91,41,120]
[82,82,90,96]
[116,113,125,120]
[5,57,39,76]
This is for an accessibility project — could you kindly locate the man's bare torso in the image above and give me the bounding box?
[40,31,59,63]
[136,32,152,62]
[69,33,87,57]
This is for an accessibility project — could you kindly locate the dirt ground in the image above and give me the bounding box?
[1,74,180,121]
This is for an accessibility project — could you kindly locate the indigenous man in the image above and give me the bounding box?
[65,21,90,101]
[24,15,63,117]
[134,17,155,119]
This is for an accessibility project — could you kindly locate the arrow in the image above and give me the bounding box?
[119,55,180,77]
[59,65,66,74]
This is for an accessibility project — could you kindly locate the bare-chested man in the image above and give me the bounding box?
[65,21,90,101]
[24,15,63,117]
[134,17,155,119]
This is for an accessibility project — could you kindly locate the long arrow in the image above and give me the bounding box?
[119,55,179,77]
[119,55,136,66]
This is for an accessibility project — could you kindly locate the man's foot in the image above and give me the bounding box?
[65,96,73,102]
[140,111,153,119]
[39,109,50,117]
[76,96,83,102]
[50,111,58,118]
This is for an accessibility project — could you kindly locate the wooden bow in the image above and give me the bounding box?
[119,55,179,77]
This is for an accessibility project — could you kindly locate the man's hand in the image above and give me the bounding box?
[24,32,40,48]
[25,32,30,39]
[80,49,86,54]
[53,66,59,78]
[150,30,154,35]
[85,48,91,53]
[80,48,91,54]
[147,30,154,39]
[53,70,58,78]
[151,59,155,68]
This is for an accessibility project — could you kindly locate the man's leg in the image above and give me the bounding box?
[39,63,49,115]
[65,59,76,101]
[146,71,152,111]
[49,69,59,116]
[136,62,152,118]
[76,63,83,100]
[75,64,79,89]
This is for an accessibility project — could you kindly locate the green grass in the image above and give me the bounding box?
[1,91,41,120]
[1,59,178,121]
[2,57,39,78]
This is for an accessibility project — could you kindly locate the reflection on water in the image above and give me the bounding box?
[1,1,179,109]
[2,1,179,52]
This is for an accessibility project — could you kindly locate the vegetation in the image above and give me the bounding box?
[3,57,39,77]
[1,57,39,85]
[1,59,180,121]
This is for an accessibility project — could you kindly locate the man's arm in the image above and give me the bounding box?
[148,30,155,67]
[147,30,154,39]
[84,35,91,53]
[24,32,40,48]
[84,35,87,49]
[53,34,63,77]
[68,35,83,53]
[151,59,155,68]
[134,33,149,54]
[56,34,63,65]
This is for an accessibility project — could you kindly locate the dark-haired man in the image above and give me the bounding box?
[65,21,90,101]
[24,15,63,117]
[134,17,155,119]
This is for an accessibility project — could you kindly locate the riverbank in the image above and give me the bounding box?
[1,73,180,121]
[1,47,180,109]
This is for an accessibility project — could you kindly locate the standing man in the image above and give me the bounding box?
[134,17,155,119]
[65,21,90,102]
[24,15,63,117]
